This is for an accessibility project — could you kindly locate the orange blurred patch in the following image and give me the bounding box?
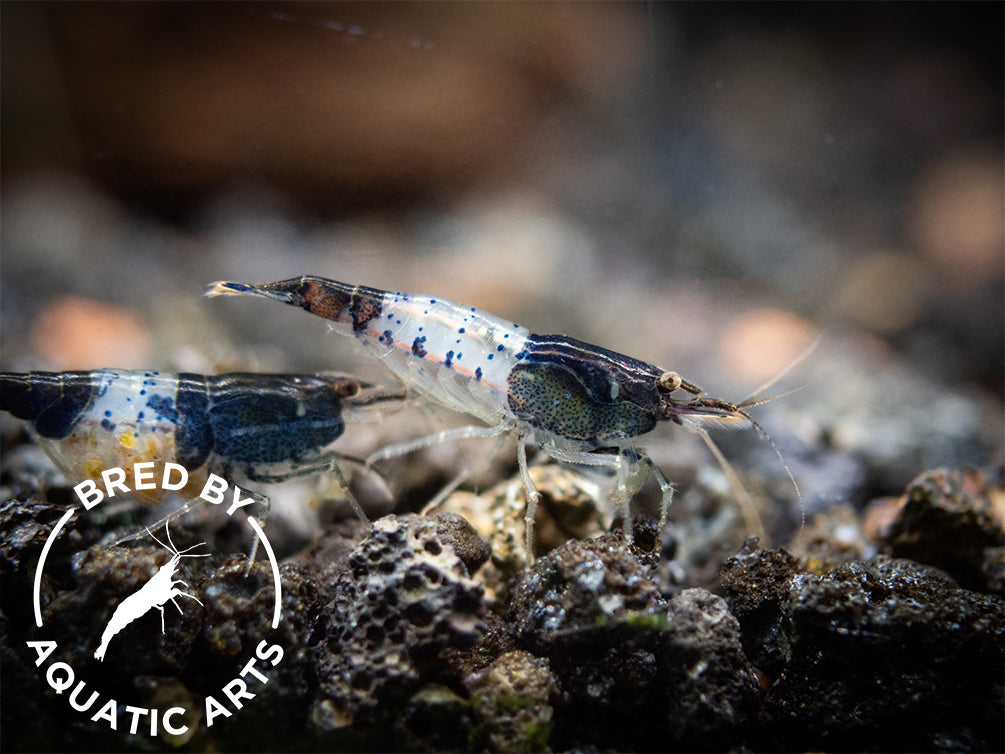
[31,296,151,369]
[718,308,817,384]
[911,148,1004,288]
[833,251,932,334]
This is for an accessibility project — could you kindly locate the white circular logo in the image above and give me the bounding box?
[27,470,284,742]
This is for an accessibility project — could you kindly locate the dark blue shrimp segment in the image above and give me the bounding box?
[505,334,664,442]
[522,335,666,405]
[146,394,179,424]
[200,374,350,472]
[0,372,97,439]
[174,374,212,469]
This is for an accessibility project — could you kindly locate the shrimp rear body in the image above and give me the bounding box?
[3,370,203,500]
[0,370,358,497]
[211,278,529,426]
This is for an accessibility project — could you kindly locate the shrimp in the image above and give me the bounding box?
[93,523,209,661]
[208,277,789,557]
[0,370,398,563]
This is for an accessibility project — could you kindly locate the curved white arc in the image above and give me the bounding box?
[34,508,76,628]
[248,518,283,628]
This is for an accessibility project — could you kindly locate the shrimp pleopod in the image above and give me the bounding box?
[209,277,765,557]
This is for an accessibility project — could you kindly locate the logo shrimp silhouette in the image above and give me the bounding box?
[94,524,209,661]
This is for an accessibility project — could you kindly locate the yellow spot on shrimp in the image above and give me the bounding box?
[83,458,105,479]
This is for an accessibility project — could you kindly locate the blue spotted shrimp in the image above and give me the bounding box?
[0,370,396,561]
[209,276,792,557]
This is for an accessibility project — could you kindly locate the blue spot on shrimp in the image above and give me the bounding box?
[0,369,403,565]
[208,276,803,558]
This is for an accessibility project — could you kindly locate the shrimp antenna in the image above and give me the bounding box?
[723,336,815,532]
[755,417,803,528]
[146,524,173,555]
[737,333,821,408]
[715,410,805,531]
[737,383,807,411]
[696,428,766,542]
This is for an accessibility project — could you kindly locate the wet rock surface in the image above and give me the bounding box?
[772,558,1003,753]
[879,467,1005,593]
[722,539,1005,752]
[505,525,762,751]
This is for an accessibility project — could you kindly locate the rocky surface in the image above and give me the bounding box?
[310,514,487,732]
[2,465,1002,752]
[878,467,1004,593]
[723,546,1004,752]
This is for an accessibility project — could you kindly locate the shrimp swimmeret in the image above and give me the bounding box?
[209,276,801,556]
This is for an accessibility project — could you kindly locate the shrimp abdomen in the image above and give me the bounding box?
[0,371,96,439]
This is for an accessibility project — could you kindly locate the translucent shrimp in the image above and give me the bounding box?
[0,370,398,563]
[208,277,789,556]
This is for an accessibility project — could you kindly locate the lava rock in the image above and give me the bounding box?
[394,683,474,752]
[508,530,665,655]
[659,588,761,749]
[719,538,801,677]
[37,541,207,680]
[773,557,1003,751]
[424,510,491,575]
[787,503,874,573]
[880,466,1004,593]
[0,499,85,634]
[436,465,607,605]
[440,609,518,677]
[310,514,487,731]
[281,516,369,606]
[466,649,555,753]
[192,560,329,750]
[509,531,759,750]
[723,542,1005,752]
[507,532,666,750]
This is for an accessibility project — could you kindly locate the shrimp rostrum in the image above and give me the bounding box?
[0,370,395,559]
[209,276,773,556]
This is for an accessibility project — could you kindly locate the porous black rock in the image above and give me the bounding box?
[310,514,487,731]
[880,466,1004,593]
[509,531,759,751]
[772,557,1003,751]
[720,539,801,678]
[723,544,1005,752]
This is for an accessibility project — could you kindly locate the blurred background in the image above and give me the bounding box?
[2,2,1002,531]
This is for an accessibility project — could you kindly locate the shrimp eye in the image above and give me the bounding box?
[657,371,682,393]
[331,379,361,398]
